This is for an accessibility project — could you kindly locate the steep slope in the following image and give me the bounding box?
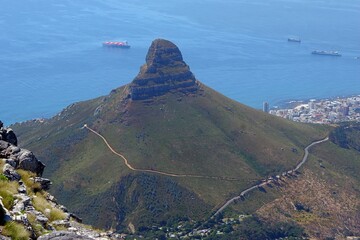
[254,124,360,239]
[12,39,328,231]
[0,123,122,239]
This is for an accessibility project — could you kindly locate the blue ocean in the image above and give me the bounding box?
[1,0,359,124]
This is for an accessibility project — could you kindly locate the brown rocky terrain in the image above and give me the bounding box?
[256,169,360,239]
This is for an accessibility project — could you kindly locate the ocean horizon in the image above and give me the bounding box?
[1,0,359,124]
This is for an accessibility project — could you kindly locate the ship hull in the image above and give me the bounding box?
[288,38,301,43]
[102,41,130,48]
[312,50,341,56]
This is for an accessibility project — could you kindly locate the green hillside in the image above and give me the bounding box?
[12,39,329,231]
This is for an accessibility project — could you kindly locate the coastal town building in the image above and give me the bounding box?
[269,96,360,124]
[263,102,269,113]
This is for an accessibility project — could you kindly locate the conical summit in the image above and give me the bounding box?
[129,39,199,100]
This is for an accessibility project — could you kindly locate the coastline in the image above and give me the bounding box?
[271,93,360,110]
[269,94,360,124]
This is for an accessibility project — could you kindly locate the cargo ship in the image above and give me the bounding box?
[288,37,301,43]
[102,41,130,48]
[311,50,341,56]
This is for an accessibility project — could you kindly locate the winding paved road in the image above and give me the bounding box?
[212,137,329,217]
[84,124,246,181]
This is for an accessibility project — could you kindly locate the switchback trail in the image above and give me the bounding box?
[212,137,329,217]
[84,124,247,181]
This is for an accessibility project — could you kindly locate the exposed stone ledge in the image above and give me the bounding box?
[129,39,199,100]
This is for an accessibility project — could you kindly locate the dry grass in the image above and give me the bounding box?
[294,212,319,224]
[54,224,68,231]
[2,221,31,240]
[0,178,19,209]
[17,169,42,193]
[27,212,47,237]
[32,192,66,221]
[256,168,360,239]
[49,208,67,222]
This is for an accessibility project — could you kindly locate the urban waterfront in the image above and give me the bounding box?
[269,95,360,124]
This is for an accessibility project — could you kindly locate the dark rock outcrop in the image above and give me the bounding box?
[2,163,21,181]
[0,122,45,176]
[0,136,45,176]
[0,198,11,225]
[0,140,45,176]
[32,177,52,191]
[0,121,17,146]
[129,39,199,100]
[17,149,45,176]
[0,200,6,225]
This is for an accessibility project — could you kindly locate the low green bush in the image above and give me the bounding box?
[0,174,8,181]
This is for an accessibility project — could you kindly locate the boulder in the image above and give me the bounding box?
[3,145,21,160]
[0,124,45,176]
[69,212,83,223]
[5,159,17,168]
[36,215,49,225]
[51,220,71,228]
[4,129,17,146]
[0,126,17,146]
[0,197,11,224]
[32,177,52,190]
[0,140,10,157]
[17,149,45,176]
[12,194,31,213]
[2,163,21,181]
[17,183,27,194]
[0,140,45,176]
[0,199,6,225]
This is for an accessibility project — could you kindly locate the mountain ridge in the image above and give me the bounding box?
[12,39,332,233]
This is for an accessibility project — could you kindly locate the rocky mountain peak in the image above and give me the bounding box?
[129,39,199,100]
[145,39,183,68]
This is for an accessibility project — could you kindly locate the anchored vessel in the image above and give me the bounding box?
[312,50,341,56]
[288,37,301,43]
[103,41,130,48]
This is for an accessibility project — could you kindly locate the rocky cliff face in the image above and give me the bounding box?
[0,121,45,177]
[129,39,199,100]
[0,120,18,146]
[0,121,123,239]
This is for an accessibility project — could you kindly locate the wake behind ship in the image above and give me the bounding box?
[312,50,341,56]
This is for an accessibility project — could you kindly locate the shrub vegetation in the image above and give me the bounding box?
[2,221,31,240]
[32,192,66,221]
